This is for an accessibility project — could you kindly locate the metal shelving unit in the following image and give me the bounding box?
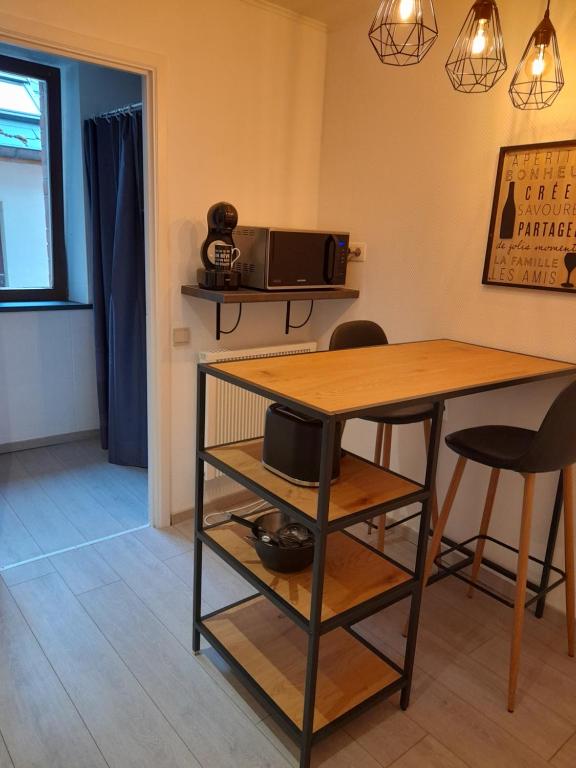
[193,340,576,767]
[193,362,444,768]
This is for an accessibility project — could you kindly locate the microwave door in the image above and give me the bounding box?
[268,232,331,287]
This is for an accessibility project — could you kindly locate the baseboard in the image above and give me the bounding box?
[171,488,259,525]
[0,429,100,455]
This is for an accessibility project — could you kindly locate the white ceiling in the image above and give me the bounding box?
[271,0,374,27]
[269,0,331,22]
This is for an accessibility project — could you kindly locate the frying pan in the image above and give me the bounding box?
[221,510,314,573]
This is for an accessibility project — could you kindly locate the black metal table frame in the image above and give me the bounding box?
[192,364,445,768]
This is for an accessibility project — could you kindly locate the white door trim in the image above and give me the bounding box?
[0,12,172,527]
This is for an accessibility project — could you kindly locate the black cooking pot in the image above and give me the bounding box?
[228,510,314,573]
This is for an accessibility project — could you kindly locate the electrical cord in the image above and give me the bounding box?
[204,499,273,527]
[220,304,243,335]
[288,300,314,329]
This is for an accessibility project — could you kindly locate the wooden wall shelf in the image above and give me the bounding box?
[181,284,359,339]
[181,285,359,303]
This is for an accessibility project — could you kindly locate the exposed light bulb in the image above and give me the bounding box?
[509,3,564,110]
[445,1,507,93]
[527,43,549,77]
[398,0,416,22]
[369,0,438,66]
[471,18,488,55]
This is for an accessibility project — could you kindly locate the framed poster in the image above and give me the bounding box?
[483,140,576,294]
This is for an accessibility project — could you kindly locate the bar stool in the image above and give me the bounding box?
[423,379,576,712]
[329,321,438,550]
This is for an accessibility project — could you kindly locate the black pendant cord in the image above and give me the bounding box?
[288,300,314,330]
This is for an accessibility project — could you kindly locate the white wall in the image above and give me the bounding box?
[0,309,98,444]
[314,0,576,611]
[78,62,141,119]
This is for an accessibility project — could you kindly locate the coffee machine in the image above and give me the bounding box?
[197,202,241,290]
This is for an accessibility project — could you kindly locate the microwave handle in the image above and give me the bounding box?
[323,235,337,284]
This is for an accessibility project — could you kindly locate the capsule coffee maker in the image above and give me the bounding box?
[197,202,241,290]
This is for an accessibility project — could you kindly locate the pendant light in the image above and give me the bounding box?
[446,1,507,93]
[509,1,563,110]
[368,0,439,66]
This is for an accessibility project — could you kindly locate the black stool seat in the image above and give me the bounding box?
[365,402,436,426]
[446,426,536,470]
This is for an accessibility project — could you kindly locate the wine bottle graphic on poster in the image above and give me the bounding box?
[499,181,516,239]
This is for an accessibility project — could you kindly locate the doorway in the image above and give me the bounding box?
[0,42,152,571]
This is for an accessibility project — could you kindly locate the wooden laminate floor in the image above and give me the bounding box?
[0,516,574,768]
[0,438,148,569]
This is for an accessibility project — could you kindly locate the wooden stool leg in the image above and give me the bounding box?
[468,468,501,598]
[508,473,535,713]
[423,419,439,528]
[563,465,575,657]
[402,456,467,637]
[376,424,393,551]
[423,456,467,587]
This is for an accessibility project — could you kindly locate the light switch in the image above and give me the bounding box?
[173,327,191,346]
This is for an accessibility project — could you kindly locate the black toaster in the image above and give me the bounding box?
[262,404,342,486]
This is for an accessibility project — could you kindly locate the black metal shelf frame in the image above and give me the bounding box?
[193,364,445,768]
[199,443,427,534]
[199,526,416,635]
[197,595,407,746]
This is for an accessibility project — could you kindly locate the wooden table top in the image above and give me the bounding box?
[206,339,576,416]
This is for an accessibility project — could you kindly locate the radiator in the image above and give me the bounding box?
[198,342,318,479]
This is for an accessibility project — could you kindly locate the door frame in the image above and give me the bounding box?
[0,12,171,527]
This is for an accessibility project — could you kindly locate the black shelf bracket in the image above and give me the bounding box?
[285,300,314,335]
[216,303,243,341]
[214,300,315,339]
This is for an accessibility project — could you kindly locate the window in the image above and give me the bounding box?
[0,54,66,302]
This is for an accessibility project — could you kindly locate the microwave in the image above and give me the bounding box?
[232,226,350,290]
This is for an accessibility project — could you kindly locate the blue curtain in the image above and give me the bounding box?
[84,110,148,468]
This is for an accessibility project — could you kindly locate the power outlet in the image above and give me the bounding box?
[348,242,367,263]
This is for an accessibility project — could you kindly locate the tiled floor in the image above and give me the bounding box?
[0,439,148,569]
[0,518,574,767]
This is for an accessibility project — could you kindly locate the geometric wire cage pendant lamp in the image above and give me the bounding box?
[509,1,564,110]
[446,0,507,93]
[369,0,439,66]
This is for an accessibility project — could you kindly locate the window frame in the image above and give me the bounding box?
[0,54,67,302]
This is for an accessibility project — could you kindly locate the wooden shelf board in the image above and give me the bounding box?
[205,526,411,622]
[203,596,401,731]
[208,339,576,416]
[205,440,421,523]
[181,285,359,304]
